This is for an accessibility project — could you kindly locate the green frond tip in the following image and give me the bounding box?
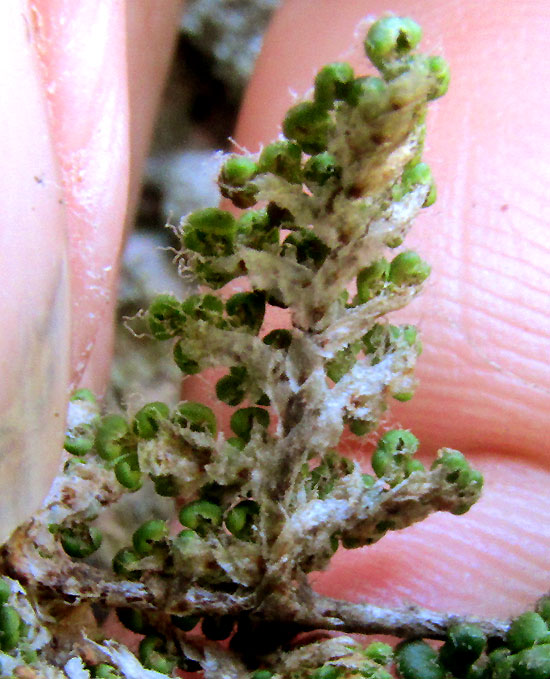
[133,401,169,439]
[303,151,342,188]
[389,250,431,286]
[64,425,95,456]
[0,605,21,651]
[536,597,550,625]
[512,645,550,679]
[0,580,10,606]
[219,155,259,208]
[112,547,142,580]
[364,16,422,69]
[372,430,420,486]
[251,671,274,679]
[230,407,270,442]
[132,519,168,557]
[364,641,394,666]
[225,500,260,540]
[139,635,177,675]
[216,366,248,406]
[507,612,550,653]
[173,401,217,436]
[395,640,444,679]
[183,207,238,257]
[439,623,486,674]
[179,499,222,536]
[95,414,129,461]
[226,290,266,334]
[311,665,345,679]
[92,664,121,679]
[258,141,303,183]
[59,523,102,559]
[147,294,185,340]
[282,101,335,154]
[69,387,97,403]
[431,449,483,514]
[356,258,389,303]
[431,449,483,493]
[427,55,451,100]
[314,61,355,107]
[115,452,142,491]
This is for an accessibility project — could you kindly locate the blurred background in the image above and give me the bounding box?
[106,0,279,410]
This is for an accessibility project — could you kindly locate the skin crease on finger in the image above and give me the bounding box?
[225,0,550,618]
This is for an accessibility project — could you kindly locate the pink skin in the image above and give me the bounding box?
[30,0,183,391]
[0,0,181,538]
[2,0,549,632]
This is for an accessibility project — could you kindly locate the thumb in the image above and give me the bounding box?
[0,0,181,540]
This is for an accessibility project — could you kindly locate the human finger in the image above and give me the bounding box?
[0,1,70,541]
[0,1,182,540]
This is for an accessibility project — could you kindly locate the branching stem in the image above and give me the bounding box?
[258,589,509,642]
